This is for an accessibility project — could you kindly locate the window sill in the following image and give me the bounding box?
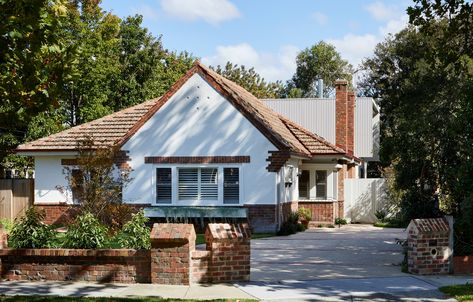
[298,199,337,203]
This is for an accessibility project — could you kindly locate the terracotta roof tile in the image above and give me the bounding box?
[279,116,346,155]
[16,62,348,159]
[16,99,159,151]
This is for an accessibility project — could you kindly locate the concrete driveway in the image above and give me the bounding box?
[251,224,406,281]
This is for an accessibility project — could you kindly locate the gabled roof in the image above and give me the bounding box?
[16,62,349,159]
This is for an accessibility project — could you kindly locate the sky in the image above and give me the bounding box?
[101,0,412,83]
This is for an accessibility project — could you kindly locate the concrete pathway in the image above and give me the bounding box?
[0,281,256,300]
[251,224,406,281]
[236,276,462,301]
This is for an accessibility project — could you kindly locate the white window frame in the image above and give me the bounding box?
[298,164,338,202]
[152,164,242,206]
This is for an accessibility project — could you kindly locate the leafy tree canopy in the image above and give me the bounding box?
[287,41,353,98]
[360,0,473,254]
[211,62,284,99]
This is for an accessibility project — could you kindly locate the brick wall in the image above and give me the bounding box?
[150,223,195,285]
[0,249,150,283]
[282,200,298,222]
[0,223,251,285]
[453,256,473,274]
[244,204,276,233]
[299,202,335,223]
[191,250,211,283]
[407,218,451,275]
[205,223,251,283]
[34,204,79,225]
[36,204,147,225]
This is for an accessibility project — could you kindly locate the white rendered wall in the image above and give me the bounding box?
[34,156,72,204]
[122,73,278,206]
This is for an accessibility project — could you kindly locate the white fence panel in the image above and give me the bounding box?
[344,178,388,223]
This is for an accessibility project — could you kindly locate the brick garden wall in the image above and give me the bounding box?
[0,223,251,285]
[0,249,150,283]
[407,218,451,275]
[205,223,251,283]
[149,223,195,285]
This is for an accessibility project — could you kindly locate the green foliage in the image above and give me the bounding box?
[212,62,284,98]
[360,5,473,251]
[440,284,473,302]
[0,1,195,173]
[115,210,150,249]
[9,208,55,248]
[0,218,14,233]
[287,41,353,97]
[374,210,387,222]
[63,212,108,249]
[297,207,312,221]
[277,212,302,236]
[335,218,347,225]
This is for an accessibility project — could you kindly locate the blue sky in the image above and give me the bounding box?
[101,0,411,82]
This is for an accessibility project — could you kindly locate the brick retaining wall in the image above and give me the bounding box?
[0,249,150,283]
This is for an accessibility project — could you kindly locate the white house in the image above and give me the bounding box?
[16,62,360,232]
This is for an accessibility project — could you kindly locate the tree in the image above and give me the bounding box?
[406,0,473,255]
[287,41,353,97]
[360,0,473,253]
[211,62,284,98]
[0,0,76,171]
[61,138,132,231]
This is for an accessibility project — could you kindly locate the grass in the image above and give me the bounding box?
[195,232,276,245]
[0,297,256,302]
[373,221,404,228]
[440,284,473,302]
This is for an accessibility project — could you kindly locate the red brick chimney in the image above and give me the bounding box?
[335,80,355,154]
[347,91,355,155]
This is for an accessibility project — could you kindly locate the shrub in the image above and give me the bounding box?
[335,218,347,225]
[8,208,55,248]
[297,207,312,221]
[0,218,14,233]
[63,212,108,249]
[278,212,301,236]
[115,210,150,249]
[375,210,387,222]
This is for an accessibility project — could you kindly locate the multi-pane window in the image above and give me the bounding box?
[223,168,239,204]
[298,170,310,199]
[178,168,218,201]
[315,170,327,200]
[156,168,172,203]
